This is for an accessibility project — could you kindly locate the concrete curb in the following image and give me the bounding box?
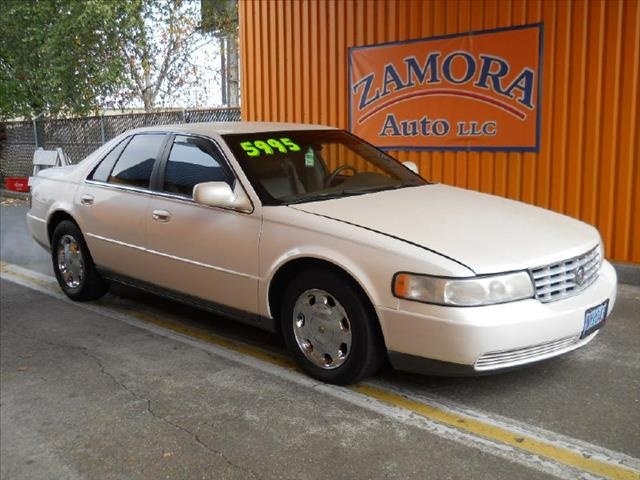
[2,186,637,286]
[613,262,640,287]
[1,188,29,200]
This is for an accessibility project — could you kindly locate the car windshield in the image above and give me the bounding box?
[222,129,427,205]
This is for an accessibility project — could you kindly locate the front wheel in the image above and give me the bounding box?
[51,220,108,301]
[281,269,384,384]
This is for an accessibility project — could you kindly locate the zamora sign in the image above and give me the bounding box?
[348,24,543,152]
[352,52,535,112]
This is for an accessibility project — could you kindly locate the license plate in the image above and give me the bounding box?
[581,299,609,339]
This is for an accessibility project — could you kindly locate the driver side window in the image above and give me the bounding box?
[162,135,234,197]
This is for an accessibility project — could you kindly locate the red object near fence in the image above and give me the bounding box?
[4,177,30,192]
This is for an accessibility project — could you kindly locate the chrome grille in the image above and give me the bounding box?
[530,246,601,302]
[475,336,580,370]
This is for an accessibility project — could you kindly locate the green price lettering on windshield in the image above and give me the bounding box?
[240,138,301,157]
[280,137,301,151]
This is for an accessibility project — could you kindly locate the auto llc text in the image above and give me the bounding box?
[379,113,497,137]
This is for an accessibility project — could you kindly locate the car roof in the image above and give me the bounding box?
[129,121,338,136]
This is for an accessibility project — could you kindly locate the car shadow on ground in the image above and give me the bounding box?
[108,282,567,395]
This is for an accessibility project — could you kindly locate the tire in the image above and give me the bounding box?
[51,220,108,301]
[281,269,384,385]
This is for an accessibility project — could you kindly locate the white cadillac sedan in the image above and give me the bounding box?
[27,122,617,384]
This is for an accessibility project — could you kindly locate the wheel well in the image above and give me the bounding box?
[268,258,381,336]
[47,211,77,242]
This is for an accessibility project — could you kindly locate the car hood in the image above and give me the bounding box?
[289,184,600,274]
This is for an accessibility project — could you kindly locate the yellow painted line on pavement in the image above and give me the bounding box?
[1,261,52,288]
[2,261,638,480]
[351,384,638,480]
[116,305,297,371]
[0,260,297,370]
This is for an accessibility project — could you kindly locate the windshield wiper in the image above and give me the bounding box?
[286,190,365,204]
[285,183,420,205]
[348,183,418,194]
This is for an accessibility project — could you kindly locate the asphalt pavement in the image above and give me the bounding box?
[1,200,639,480]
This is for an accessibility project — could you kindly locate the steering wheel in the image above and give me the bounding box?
[325,164,357,187]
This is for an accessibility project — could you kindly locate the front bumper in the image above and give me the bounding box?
[377,261,617,374]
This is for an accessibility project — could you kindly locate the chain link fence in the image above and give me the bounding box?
[0,108,241,180]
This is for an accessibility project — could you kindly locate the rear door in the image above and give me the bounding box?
[141,134,262,317]
[75,133,167,278]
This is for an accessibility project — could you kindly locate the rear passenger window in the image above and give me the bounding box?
[89,138,130,182]
[108,134,165,189]
[162,135,234,197]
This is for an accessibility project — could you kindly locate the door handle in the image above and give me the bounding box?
[80,194,94,205]
[152,209,171,222]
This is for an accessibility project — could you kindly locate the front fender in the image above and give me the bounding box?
[258,207,473,320]
[262,247,389,319]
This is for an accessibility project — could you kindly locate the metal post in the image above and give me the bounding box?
[100,112,106,144]
[32,111,44,148]
[227,34,239,107]
[220,37,228,106]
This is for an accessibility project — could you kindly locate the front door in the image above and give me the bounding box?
[140,134,261,316]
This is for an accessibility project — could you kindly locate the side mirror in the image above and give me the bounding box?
[402,161,420,175]
[192,182,252,212]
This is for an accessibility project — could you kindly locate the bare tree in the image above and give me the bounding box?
[116,0,215,111]
[202,0,239,107]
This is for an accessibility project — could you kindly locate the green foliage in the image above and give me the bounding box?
[201,0,238,37]
[0,0,142,119]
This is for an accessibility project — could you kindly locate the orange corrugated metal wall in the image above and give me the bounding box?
[239,0,640,264]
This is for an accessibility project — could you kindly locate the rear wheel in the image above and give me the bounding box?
[51,220,108,301]
[281,269,384,384]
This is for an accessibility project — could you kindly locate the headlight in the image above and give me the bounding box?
[393,271,534,306]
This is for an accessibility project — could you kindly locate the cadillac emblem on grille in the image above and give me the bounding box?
[575,266,585,286]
